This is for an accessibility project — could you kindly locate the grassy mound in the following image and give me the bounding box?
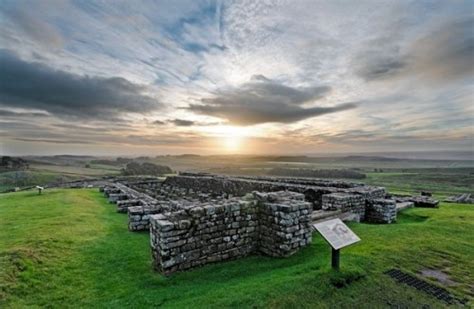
[0,189,472,308]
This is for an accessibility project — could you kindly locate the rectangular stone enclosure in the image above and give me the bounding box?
[98,173,433,275]
[150,191,312,275]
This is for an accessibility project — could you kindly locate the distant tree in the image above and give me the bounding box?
[136,156,150,161]
[116,157,133,164]
[84,164,91,168]
[0,156,29,172]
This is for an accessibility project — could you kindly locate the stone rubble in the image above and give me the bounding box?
[394,194,440,208]
[444,193,474,204]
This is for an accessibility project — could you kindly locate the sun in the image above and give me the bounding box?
[223,135,243,153]
[213,125,249,153]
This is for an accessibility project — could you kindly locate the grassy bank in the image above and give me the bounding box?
[0,189,472,308]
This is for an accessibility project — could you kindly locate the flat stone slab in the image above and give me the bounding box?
[396,201,414,212]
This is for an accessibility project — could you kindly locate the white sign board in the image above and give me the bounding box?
[313,218,360,250]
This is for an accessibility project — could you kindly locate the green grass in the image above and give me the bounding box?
[365,171,473,197]
[30,163,121,177]
[0,163,121,192]
[0,171,82,192]
[1,189,473,308]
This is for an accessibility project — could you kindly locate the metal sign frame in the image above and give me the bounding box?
[313,218,361,270]
[313,218,360,250]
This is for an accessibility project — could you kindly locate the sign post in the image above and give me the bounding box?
[36,186,44,195]
[331,248,340,270]
[313,218,360,271]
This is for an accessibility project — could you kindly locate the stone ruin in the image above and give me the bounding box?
[98,172,440,275]
[150,191,312,274]
[444,193,474,204]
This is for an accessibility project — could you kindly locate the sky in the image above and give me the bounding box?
[0,0,473,156]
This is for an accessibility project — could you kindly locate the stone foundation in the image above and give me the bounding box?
[128,206,162,231]
[150,191,312,275]
[117,199,142,213]
[256,192,312,257]
[93,172,429,275]
[365,199,397,223]
[321,193,366,221]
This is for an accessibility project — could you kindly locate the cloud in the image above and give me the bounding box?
[355,50,407,81]
[0,50,162,120]
[152,118,222,127]
[408,16,474,82]
[169,119,195,127]
[3,5,63,49]
[0,109,50,118]
[355,16,474,83]
[188,75,356,125]
[13,137,94,144]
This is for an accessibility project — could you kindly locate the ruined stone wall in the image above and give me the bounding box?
[321,193,366,221]
[164,175,386,208]
[128,205,163,231]
[365,199,397,223]
[256,192,312,257]
[164,175,291,197]
[117,199,142,213]
[150,191,312,275]
[150,197,258,274]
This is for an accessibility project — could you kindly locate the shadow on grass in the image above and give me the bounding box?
[396,212,430,224]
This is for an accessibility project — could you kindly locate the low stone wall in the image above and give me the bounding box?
[117,199,142,213]
[256,192,312,257]
[321,193,366,221]
[365,199,397,223]
[164,175,385,208]
[150,191,312,275]
[128,206,162,231]
[394,195,439,208]
[108,193,129,203]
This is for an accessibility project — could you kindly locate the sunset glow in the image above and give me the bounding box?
[0,1,472,156]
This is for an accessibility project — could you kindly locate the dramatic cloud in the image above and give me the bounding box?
[189,76,356,125]
[408,16,474,82]
[356,16,474,83]
[0,0,472,155]
[0,50,161,120]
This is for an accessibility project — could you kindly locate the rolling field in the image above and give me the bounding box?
[0,163,121,192]
[1,189,472,308]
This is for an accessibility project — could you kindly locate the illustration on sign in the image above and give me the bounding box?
[313,218,360,250]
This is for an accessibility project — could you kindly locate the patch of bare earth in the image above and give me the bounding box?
[420,268,458,287]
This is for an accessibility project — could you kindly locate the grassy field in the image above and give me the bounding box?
[1,189,472,308]
[0,163,121,192]
[364,170,473,197]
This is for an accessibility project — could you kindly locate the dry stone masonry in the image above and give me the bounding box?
[96,172,436,275]
[365,199,397,223]
[150,191,312,275]
[321,193,366,221]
